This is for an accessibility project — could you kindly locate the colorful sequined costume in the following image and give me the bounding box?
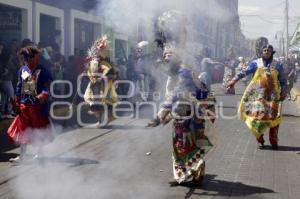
[169,68,215,183]
[233,57,287,144]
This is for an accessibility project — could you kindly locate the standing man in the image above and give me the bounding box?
[200,47,222,91]
[134,41,151,101]
[285,59,296,100]
[227,44,287,150]
[0,43,15,119]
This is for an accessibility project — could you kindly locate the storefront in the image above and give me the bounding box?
[74,18,95,54]
[34,2,64,53]
[66,9,102,56]
[114,38,128,62]
[0,0,32,45]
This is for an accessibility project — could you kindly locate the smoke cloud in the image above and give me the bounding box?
[95,0,233,42]
[93,0,235,76]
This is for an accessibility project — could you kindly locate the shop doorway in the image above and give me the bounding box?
[40,14,61,52]
[74,19,94,54]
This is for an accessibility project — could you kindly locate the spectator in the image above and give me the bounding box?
[0,43,15,119]
[285,59,296,100]
[39,43,53,71]
[21,38,33,48]
[52,53,66,94]
[7,40,21,88]
[295,63,300,79]
[116,58,128,96]
[200,47,223,91]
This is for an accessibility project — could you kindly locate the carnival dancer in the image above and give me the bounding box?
[227,44,287,150]
[8,46,54,163]
[148,10,215,185]
[223,47,238,94]
[237,57,250,86]
[83,35,118,126]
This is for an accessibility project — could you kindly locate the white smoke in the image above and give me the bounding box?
[92,0,235,76]
[95,0,233,42]
[7,120,171,199]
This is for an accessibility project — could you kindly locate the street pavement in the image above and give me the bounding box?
[0,83,300,199]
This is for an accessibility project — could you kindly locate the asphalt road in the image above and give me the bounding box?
[0,83,300,199]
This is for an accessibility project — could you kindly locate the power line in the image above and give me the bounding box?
[240,15,284,24]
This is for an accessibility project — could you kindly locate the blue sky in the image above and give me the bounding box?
[239,0,300,45]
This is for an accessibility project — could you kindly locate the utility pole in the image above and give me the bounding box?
[285,0,289,57]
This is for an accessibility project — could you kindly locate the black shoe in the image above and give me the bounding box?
[271,144,278,150]
[257,141,265,149]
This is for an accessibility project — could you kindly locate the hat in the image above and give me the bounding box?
[262,44,276,54]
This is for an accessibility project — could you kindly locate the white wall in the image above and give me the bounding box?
[33,2,64,53]
[0,0,32,40]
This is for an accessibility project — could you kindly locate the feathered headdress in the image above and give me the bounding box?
[87,35,110,59]
[154,10,187,49]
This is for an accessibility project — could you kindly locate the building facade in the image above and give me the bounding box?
[191,0,247,58]
[0,0,129,60]
[0,0,247,60]
[290,22,300,53]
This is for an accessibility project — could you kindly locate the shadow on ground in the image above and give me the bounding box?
[0,152,19,162]
[170,174,275,198]
[100,124,147,130]
[40,156,99,167]
[0,132,17,153]
[261,145,300,152]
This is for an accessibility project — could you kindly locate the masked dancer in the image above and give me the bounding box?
[149,10,215,184]
[227,44,287,150]
[8,46,54,163]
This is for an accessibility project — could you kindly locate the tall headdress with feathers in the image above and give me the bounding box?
[154,10,187,50]
[87,35,111,60]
